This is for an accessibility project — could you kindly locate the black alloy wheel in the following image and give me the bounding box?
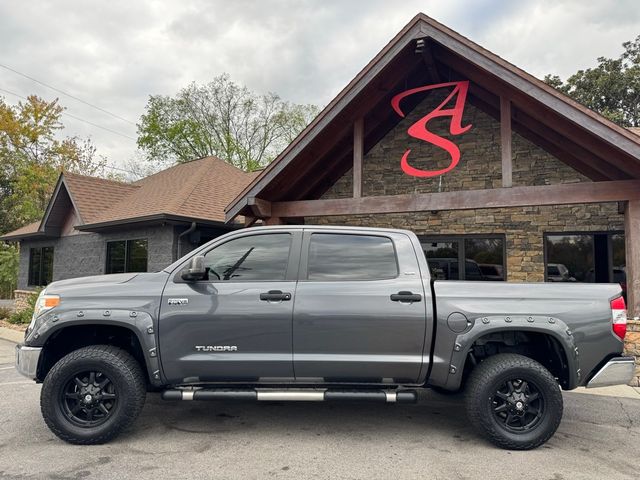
[490,378,544,433]
[61,370,118,427]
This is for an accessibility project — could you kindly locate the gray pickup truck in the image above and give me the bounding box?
[15,226,635,449]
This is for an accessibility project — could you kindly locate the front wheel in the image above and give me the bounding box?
[465,353,563,450]
[40,345,146,444]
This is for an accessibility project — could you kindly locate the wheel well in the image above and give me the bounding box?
[38,325,148,383]
[461,331,571,389]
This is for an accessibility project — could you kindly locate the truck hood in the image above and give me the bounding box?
[44,272,166,297]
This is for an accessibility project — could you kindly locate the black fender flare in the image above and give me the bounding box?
[443,315,580,391]
[28,308,164,386]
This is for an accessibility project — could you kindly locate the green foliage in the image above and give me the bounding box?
[7,289,39,324]
[137,74,320,171]
[0,243,18,299]
[544,35,640,127]
[0,307,12,320]
[0,95,107,234]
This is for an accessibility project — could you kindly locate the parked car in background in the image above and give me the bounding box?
[426,258,484,281]
[479,263,504,281]
[546,263,575,282]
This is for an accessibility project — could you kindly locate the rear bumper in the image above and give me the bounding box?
[15,344,42,380]
[586,356,635,388]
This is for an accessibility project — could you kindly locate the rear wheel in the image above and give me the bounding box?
[40,345,146,444]
[465,353,563,450]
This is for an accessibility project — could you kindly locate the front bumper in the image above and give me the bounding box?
[15,344,42,380]
[586,356,635,388]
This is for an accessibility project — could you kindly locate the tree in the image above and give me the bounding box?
[0,95,106,233]
[544,35,640,127]
[137,74,320,171]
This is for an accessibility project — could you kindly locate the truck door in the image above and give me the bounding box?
[159,230,301,384]
[292,230,429,383]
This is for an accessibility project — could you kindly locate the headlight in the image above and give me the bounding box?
[27,291,60,335]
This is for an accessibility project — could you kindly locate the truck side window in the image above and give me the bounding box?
[307,233,398,281]
[202,234,291,281]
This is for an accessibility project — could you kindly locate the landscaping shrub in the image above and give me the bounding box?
[7,290,39,324]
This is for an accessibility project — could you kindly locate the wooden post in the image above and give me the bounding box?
[625,200,640,318]
[353,117,364,198]
[500,96,512,188]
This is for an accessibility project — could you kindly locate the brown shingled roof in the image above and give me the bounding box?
[63,173,139,223]
[83,157,254,227]
[1,156,256,240]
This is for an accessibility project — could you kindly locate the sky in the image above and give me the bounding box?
[0,0,638,176]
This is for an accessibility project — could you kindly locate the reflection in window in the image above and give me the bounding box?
[423,237,505,281]
[203,234,291,281]
[544,233,625,292]
[307,234,398,281]
[106,239,148,274]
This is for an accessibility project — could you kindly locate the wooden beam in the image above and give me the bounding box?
[625,200,640,317]
[244,215,258,227]
[500,96,512,187]
[353,117,364,198]
[272,180,640,218]
[247,197,272,218]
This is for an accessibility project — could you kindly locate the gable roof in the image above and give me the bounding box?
[225,13,640,221]
[1,156,257,241]
[81,156,257,229]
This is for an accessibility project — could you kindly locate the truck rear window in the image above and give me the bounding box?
[306,233,398,281]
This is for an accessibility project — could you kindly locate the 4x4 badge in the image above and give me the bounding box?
[168,298,188,305]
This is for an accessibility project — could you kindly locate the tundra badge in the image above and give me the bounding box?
[195,345,238,352]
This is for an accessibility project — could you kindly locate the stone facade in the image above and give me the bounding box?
[17,225,177,291]
[310,91,624,283]
[625,319,640,387]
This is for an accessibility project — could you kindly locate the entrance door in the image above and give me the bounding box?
[159,231,301,384]
[292,230,428,384]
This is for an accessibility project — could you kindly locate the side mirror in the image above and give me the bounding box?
[181,255,206,281]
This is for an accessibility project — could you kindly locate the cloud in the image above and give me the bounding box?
[0,0,636,173]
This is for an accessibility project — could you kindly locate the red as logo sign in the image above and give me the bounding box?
[391,81,472,177]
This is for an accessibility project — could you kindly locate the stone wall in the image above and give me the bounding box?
[625,319,640,387]
[17,225,176,290]
[310,92,624,283]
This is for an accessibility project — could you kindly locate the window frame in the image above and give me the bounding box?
[173,231,302,284]
[27,246,54,287]
[543,230,624,283]
[105,238,149,274]
[299,231,400,282]
[419,233,507,281]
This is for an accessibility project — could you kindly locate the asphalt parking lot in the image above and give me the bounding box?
[0,337,639,480]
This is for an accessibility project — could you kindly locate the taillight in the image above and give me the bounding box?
[610,296,627,340]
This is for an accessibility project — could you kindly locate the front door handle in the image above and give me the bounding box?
[260,290,292,301]
[390,291,422,302]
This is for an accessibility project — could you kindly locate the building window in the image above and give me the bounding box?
[306,233,398,281]
[421,235,506,281]
[28,247,54,286]
[106,239,148,274]
[544,232,625,290]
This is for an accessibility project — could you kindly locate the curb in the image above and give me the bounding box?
[0,326,23,344]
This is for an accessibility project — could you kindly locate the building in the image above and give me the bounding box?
[1,156,256,291]
[224,15,640,347]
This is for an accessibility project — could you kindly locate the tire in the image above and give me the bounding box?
[465,353,563,450]
[40,345,146,445]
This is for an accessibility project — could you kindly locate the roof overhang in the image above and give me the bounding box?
[77,213,242,233]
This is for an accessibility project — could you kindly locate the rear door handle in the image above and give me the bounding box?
[260,290,292,301]
[390,291,422,302]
